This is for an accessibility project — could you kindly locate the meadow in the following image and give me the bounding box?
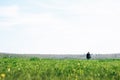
[0,57,120,80]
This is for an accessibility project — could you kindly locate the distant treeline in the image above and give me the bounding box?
[0,53,120,59]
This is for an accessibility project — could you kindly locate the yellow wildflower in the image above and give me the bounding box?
[8,68,10,72]
[1,73,5,78]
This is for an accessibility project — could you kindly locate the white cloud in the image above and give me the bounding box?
[0,5,20,30]
[19,13,63,26]
[26,0,72,10]
[25,0,120,16]
[1,0,120,54]
[0,5,19,17]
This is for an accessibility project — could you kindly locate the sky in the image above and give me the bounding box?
[0,0,120,54]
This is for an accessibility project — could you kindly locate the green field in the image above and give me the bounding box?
[0,57,120,80]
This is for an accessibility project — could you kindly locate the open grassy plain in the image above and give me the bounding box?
[0,57,120,80]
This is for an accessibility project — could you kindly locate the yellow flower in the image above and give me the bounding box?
[8,68,10,72]
[1,73,5,78]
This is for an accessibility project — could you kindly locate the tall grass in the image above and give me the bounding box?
[0,57,120,80]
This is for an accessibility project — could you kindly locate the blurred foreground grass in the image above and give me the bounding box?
[0,57,120,80]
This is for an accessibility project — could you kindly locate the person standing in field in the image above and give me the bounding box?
[86,52,91,59]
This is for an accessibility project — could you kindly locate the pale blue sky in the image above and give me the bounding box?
[0,0,120,54]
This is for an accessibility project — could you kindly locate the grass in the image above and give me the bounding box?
[0,57,120,80]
